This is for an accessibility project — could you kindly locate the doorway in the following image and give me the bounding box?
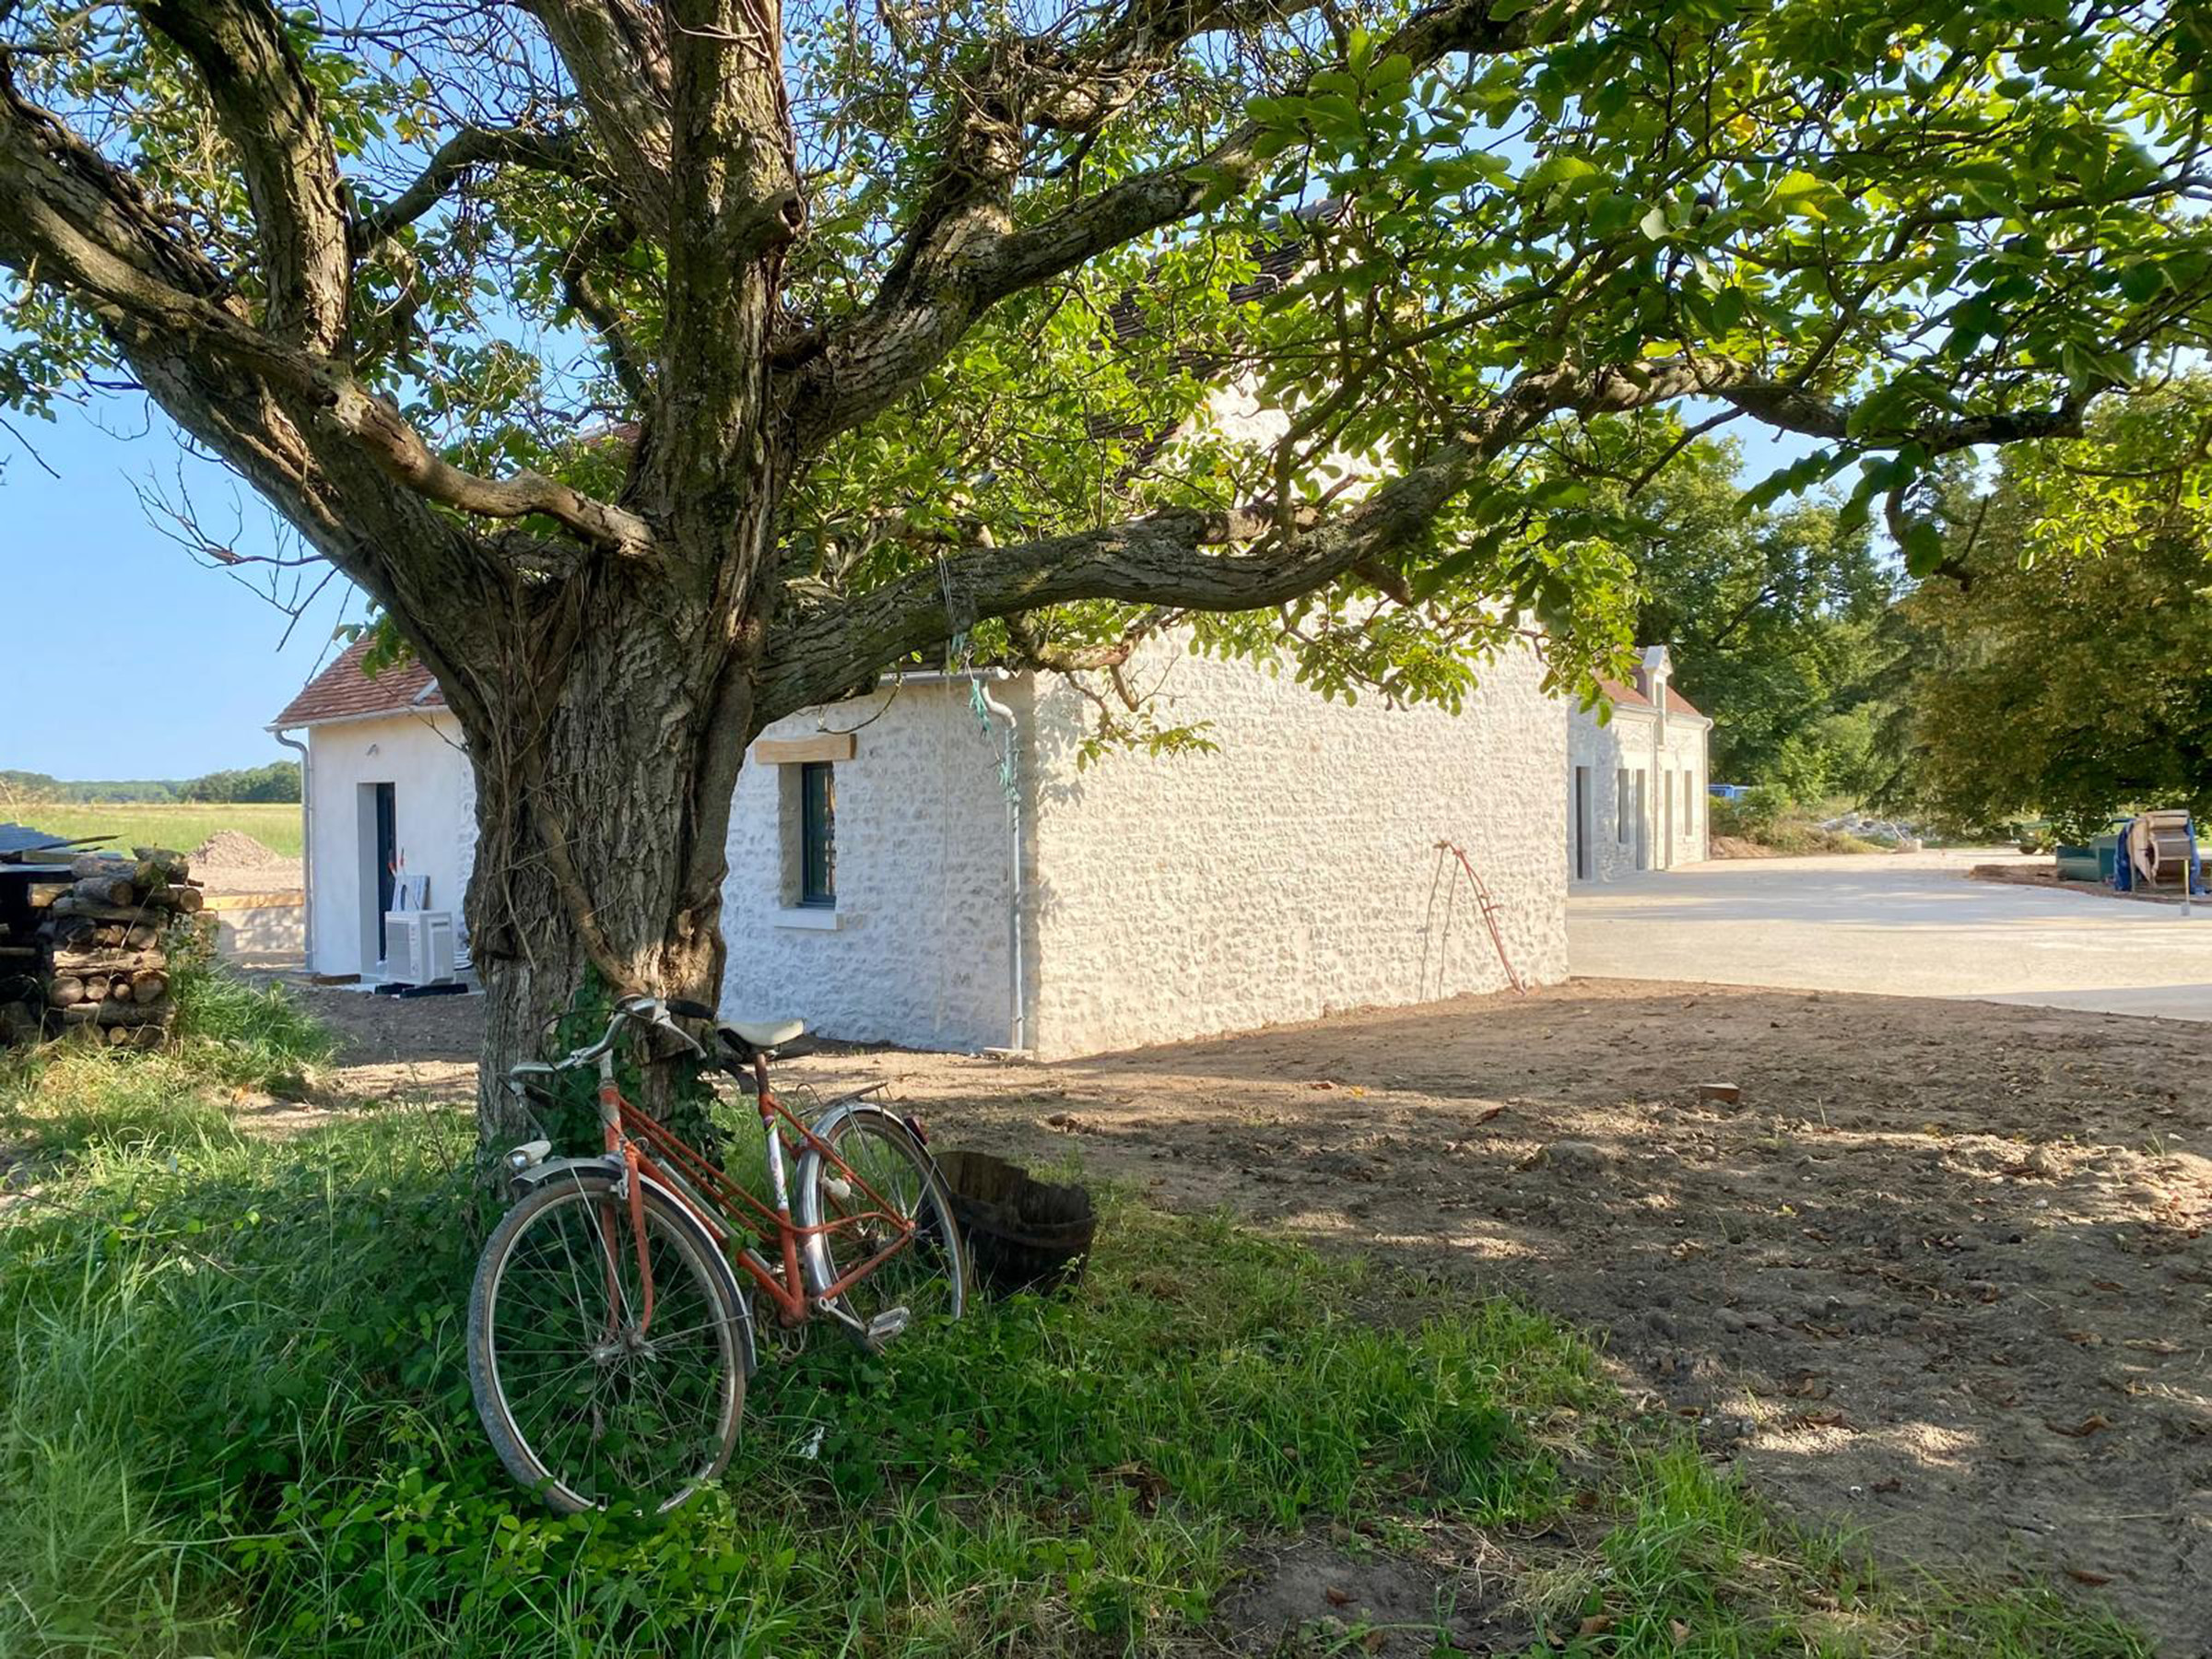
[1633,771,1649,870]
[357,782,395,972]
[1572,766,1593,880]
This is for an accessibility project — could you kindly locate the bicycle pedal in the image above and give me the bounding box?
[865,1306,912,1343]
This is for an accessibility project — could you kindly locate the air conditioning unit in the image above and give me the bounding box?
[383,910,456,985]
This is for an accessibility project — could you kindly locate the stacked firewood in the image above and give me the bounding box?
[29,849,202,1049]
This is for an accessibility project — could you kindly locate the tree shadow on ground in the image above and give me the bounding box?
[791,981,2210,1655]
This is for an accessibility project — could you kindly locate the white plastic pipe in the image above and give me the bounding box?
[975,678,1028,1052]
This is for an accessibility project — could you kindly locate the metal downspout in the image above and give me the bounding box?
[975,679,1029,1053]
[272,727,312,969]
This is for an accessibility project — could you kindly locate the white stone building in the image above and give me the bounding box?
[270,641,477,986]
[275,629,1570,1058]
[1565,645,1712,882]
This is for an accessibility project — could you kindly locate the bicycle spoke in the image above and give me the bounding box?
[477,1178,739,1512]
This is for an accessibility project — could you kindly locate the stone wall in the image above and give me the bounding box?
[721,679,1020,1052]
[1024,633,1569,1058]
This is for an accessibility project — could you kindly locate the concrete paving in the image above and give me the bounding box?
[1568,847,2212,1023]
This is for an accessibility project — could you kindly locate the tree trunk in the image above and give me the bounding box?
[462,536,770,1157]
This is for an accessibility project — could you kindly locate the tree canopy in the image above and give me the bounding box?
[1595,438,1895,794]
[6,0,2210,1116]
[1897,381,2212,839]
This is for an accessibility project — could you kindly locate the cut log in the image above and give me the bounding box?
[131,971,169,1005]
[141,884,204,915]
[47,950,165,976]
[25,881,69,910]
[59,998,169,1028]
[70,874,139,907]
[47,975,85,1007]
[49,897,161,924]
[46,946,161,971]
[132,848,191,884]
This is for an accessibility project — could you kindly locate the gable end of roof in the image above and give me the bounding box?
[271,636,445,728]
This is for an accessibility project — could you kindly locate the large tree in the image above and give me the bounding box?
[1898,381,2212,838]
[4,0,2209,1141]
[1602,437,1895,793]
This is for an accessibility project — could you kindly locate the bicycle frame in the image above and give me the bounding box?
[587,1041,921,1334]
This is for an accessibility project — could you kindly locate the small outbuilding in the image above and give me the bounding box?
[1566,644,1712,881]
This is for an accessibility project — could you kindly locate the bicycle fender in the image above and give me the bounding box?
[793,1101,935,1303]
[509,1156,761,1377]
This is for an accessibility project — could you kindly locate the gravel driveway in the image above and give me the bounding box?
[1570,848,2212,1022]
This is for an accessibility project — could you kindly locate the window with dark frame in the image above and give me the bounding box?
[798,761,836,907]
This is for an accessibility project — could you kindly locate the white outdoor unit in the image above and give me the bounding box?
[382,910,456,985]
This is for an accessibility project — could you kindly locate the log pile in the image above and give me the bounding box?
[0,847,201,1050]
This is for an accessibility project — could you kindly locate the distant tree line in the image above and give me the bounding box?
[0,761,300,806]
[1624,381,2212,841]
[175,762,303,804]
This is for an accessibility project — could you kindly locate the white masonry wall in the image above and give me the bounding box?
[1566,702,1711,881]
[302,710,475,978]
[720,680,1018,1052]
[1022,634,1569,1059]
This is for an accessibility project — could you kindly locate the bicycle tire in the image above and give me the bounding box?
[468,1167,744,1512]
[794,1106,967,1350]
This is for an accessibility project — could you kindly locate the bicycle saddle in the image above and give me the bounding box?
[665,999,807,1056]
[721,1017,806,1050]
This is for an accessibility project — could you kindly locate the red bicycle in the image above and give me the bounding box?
[465,994,966,1512]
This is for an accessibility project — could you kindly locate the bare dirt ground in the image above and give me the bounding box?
[301,979,2211,1653]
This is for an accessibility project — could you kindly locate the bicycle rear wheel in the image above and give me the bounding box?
[795,1107,966,1350]
[468,1168,744,1512]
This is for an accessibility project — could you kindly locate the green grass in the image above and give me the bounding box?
[0,972,2156,1659]
[14,802,302,860]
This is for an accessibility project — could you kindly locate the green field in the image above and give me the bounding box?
[12,801,302,859]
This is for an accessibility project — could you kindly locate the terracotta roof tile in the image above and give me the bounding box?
[271,636,444,728]
[1594,676,1706,719]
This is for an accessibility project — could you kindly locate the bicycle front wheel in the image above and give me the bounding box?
[468,1168,745,1513]
[795,1107,966,1350]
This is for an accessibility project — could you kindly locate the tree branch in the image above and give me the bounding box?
[559,223,654,406]
[320,379,658,557]
[786,0,1609,453]
[355,124,591,249]
[516,0,674,227]
[763,343,2100,719]
[1718,382,2094,453]
[132,0,351,348]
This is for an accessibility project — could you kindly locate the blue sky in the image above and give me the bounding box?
[2,401,364,778]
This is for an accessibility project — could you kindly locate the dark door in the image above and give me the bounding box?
[373,782,396,960]
[1573,766,1591,879]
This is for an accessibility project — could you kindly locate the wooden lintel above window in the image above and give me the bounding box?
[752,733,855,765]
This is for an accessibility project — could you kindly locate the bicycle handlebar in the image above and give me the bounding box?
[508,994,707,1088]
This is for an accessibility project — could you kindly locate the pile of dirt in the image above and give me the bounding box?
[190,830,288,869]
[1708,834,1781,859]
